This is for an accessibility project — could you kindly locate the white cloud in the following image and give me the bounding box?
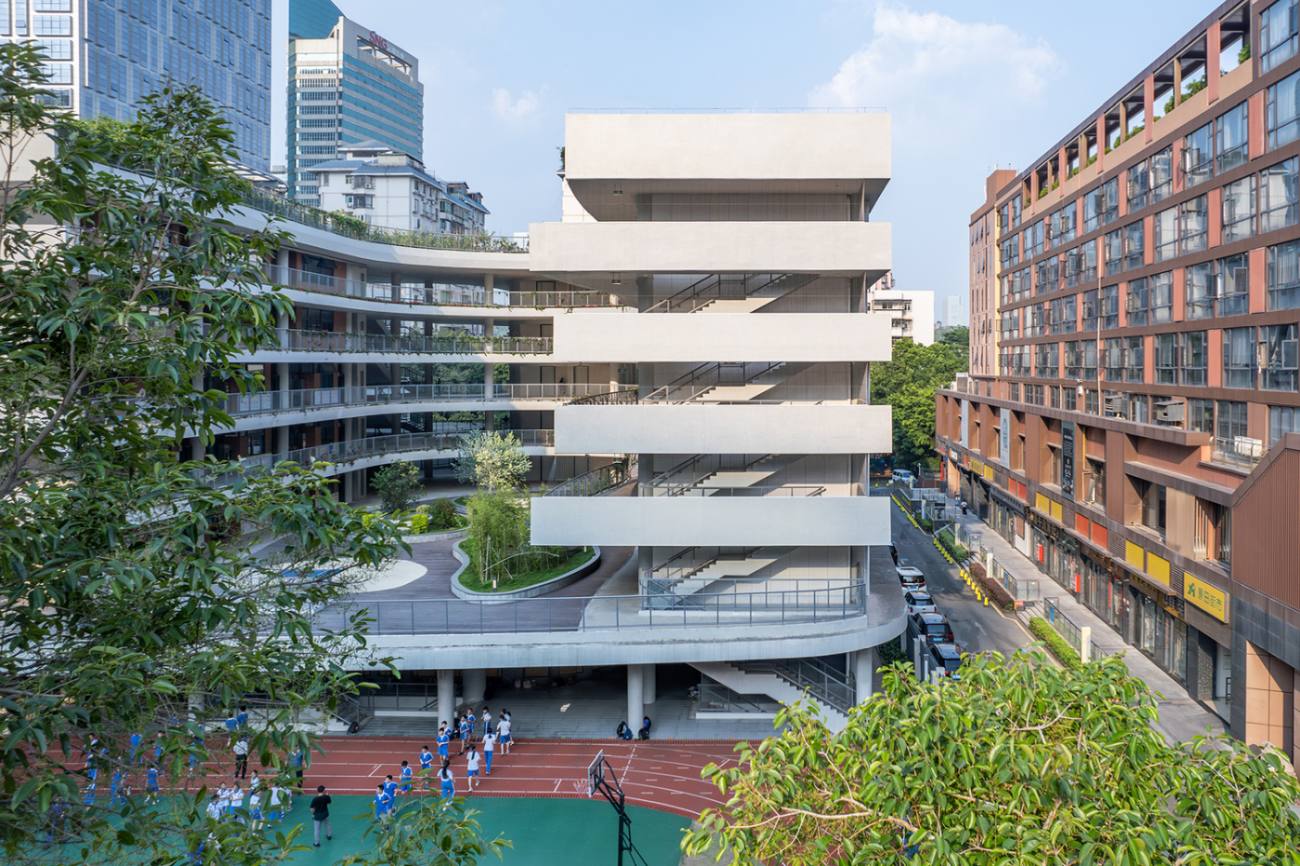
[810,3,1060,111]
[491,87,542,121]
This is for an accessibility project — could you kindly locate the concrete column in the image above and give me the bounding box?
[277,309,289,351]
[483,273,494,303]
[642,664,656,704]
[189,437,205,461]
[626,664,644,726]
[463,669,486,707]
[852,648,877,703]
[437,670,455,728]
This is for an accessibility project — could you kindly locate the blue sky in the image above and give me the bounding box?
[271,0,1210,322]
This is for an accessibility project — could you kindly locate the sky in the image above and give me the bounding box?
[271,0,1213,323]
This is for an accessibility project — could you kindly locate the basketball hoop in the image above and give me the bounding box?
[585,749,606,798]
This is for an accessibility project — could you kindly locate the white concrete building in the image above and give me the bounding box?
[313,143,488,236]
[207,111,904,731]
[867,273,935,345]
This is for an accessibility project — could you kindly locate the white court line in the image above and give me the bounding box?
[552,779,561,793]
[367,763,382,776]
[618,744,636,789]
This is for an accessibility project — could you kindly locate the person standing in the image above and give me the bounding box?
[235,706,249,730]
[290,748,305,790]
[436,724,450,762]
[419,745,434,772]
[480,707,492,742]
[399,760,413,794]
[232,736,249,779]
[266,783,286,823]
[481,729,496,776]
[496,715,512,755]
[145,763,160,804]
[309,785,332,847]
[437,760,455,799]
[129,732,143,766]
[464,745,480,792]
[464,709,476,744]
[153,732,165,764]
[457,714,471,752]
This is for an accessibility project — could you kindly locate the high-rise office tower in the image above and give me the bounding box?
[287,0,424,206]
[1,0,272,172]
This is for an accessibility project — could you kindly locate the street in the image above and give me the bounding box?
[887,497,1029,657]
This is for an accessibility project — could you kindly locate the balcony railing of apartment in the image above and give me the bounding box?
[267,329,553,355]
[238,428,554,474]
[542,458,636,497]
[1210,434,1263,470]
[307,580,873,636]
[223,383,617,419]
[654,484,828,498]
[566,388,641,406]
[241,188,528,253]
[272,266,620,309]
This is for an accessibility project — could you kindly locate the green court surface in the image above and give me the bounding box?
[280,795,690,865]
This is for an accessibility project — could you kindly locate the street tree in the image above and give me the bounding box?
[0,46,502,864]
[684,651,1300,865]
[871,334,969,469]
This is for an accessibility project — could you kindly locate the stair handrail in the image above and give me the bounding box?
[643,273,721,314]
[644,361,718,403]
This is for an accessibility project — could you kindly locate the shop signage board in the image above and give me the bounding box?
[1060,421,1075,496]
[1184,573,1229,622]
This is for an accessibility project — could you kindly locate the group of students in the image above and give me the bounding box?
[372,705,515,820]
[206,772,291,828]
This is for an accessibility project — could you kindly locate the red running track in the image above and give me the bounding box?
[206,738,743,819]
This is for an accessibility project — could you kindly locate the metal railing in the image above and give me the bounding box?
[239,428,553,473]
[566,388,640,406]
[1044,597,1085,656]
[270,266,622,310]
[241,187,529,253]
[309,581,871,636]
[643,575,856,607]
[1210,434,1262,470]
[543,459,635,497]
[745,658,854,714]
[224,383,616,418]
[268,329,553,356]
[658,484,826,498]
[695,683,780,716]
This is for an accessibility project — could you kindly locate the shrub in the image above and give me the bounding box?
[429,498,459,530]
[935,527,969,562]
[407,511,430,534]
[1029,616,1082,670]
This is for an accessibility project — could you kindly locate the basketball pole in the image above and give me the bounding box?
[589,753,637,866]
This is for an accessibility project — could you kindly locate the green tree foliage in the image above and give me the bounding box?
[372,460,421,513]
[0,46,499,864]
[464,490,529,588]
[872,331,969,470]
[454,430,532,492]
[685,652,1300,865]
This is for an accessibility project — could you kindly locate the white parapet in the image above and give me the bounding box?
[531,494,891,547]
[554,403,892,454]
[528,221,890,276]
[549,311,893,363]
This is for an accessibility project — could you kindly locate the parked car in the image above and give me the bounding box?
[926,642,964,680]
[903,589,937,616]
[910,611,955,646]
[896,565,927,592]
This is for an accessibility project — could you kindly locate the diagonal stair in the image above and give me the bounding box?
[690,661,849,732]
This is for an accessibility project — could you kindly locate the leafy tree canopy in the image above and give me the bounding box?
[454,430,531,492]
[686,652,1300,866]
[0,45,500,864]
[872,334,968,470]
[372,460,421,513]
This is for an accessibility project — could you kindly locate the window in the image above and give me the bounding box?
[1127,161,1149,211]
[1127,277,1151,326]
[1179,195,1208,254]
[1222,175,1256,243]
[344,193,372,209]
[1260,323,1300,390]
[1223,327,1256,388]
[1103,228,1123,273]
[1134,478,1167,537]
[1215,400,1249,461]
[1267,69,1300,149]
[1122,221,1144,271]
[1150,271,1173,323]
[1024,220,1045,258]
[1154,207,1178,261]
[1036,257,1060,295]
[1185,262,1215,320]
[1260,157,1300,232]
[1036,342,1059,377]
[1194,498,1231,565]
[1216,103,1249,172]
[1052,204,1077,245]
[1084,177,1119,231]
[1267,238,1300,309]
[1155,333,1178,384]
[1083,458,1105,506]
[1271,404,1300,445]
[1064,340,1096,380]
[34,0,72,10]
[1103,337,1124,381]
[1150,148,1173,203]
[1217,253,1250,316]
[1183,122,1214,188]
[1123,336,1144,383]
[1261,0,1300,73]
[1049,295,1077,334]
[1188,398,1215,433]
[1180,331,1208,386]
[1099,284,1119,328]
[1001,235,1020,268]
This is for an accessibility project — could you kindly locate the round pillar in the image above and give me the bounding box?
[626,664,644,727]
[463,669,486,707]
[437,670,455,728]
[852,648,877,704]
[642,664,656,704]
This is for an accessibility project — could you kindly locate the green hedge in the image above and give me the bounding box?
[1029,616,1082,670]
[935,527,968,561]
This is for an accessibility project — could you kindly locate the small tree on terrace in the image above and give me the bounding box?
[454,429,532,492]
[372,460,421,512]
[684,651,1300,865]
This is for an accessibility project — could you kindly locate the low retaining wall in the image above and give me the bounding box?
[970,561,1019,610]
[449,541,601,603]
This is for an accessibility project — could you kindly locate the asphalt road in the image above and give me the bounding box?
[888,500,1029,657]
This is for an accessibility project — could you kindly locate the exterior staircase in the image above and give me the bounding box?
[690,660,849,732]
[696,273,819,314]
[665,547,787,597]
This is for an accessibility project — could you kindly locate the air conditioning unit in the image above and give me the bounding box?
[1103,395,1125,417]
[1154,399,1184,424]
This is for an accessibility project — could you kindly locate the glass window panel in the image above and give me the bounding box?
[1215,102,1249,172]
[1267,68,1300,149]
[1260,157,1299,232]
[1222,175,1256,243]
[1223,327,1256,388]
[1268,238,1300,310]
[1183,122,1214,188]
[1185,262,1215,320]
[1154,207,1178,262]
[1261,0,1300,74]
[1260,323,1300,390]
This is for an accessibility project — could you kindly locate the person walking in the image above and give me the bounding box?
[266,783,286,823]
[419,745,434,772]
[437,760,455,799]
[464,745,480,792]
[145,763,160,804]
[464,709,476,744]
[290,748,304,790]
[481,729,496,776]
[480,707,492,742]
[457,714,471,753]
[129,732,143,766]
[382,774,398,803]
[496,715,512,755]
[373,783,392,825]
[235,706,249,730]
[232,736,249,779]
[399,760,413,794]
[436,724,450,763]
[309,785,333,847]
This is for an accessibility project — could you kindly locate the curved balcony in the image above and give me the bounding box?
[239,329,553,364]
[218,383,620,432]
[239,428,555,477]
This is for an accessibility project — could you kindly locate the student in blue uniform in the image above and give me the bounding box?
[382,774,398,802]
[457,714,471,753]
[437,761,455,799]
[436,725,450,761]
[146,764,160,804]
[373,783,392,824]
[399,760,412,794]
[419,745,434,772]
[153,732,165,764]
[481,730,496,776]
[235,706,249,729]
[109,770,126,807]
[129,732,143,765]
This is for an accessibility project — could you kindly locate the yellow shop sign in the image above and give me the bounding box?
[1183,573,1229,623]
